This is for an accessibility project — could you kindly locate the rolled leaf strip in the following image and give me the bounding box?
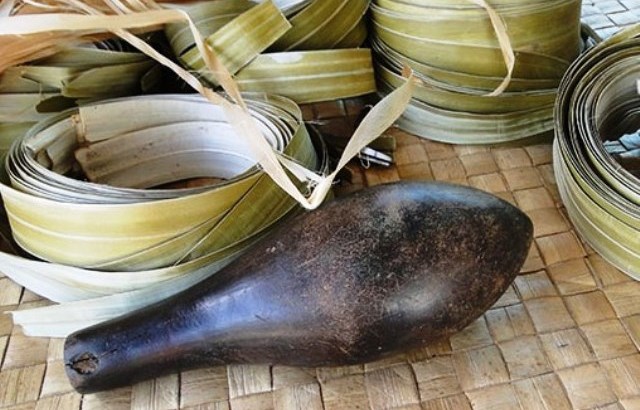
[371,0,580,77]
[377,61,556,114]
[164,0,255,58]
[166,0,311,56]
[0,46,158,98]
[2,93,319,269]
[0,1,414,215]
[371,38,560,93]
[177,0,292,84]
[334,19,369,49]
[0,94,325,336]
[3,130,329,338]
[270,0,370,51]
[0,44,160,156]
[0,0,413,336]
[378,81,554,145]
[235,49,376,103]
[554,25,640,279]
[170,0,374,103]
[371,0,582,144]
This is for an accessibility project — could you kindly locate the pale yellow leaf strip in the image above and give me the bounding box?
[0,0,412,210]
[465,0,515,96]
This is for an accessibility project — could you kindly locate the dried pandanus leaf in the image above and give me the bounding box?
[554,25,640,279]
[371,38,560,93]
[371,0,580,76]
[168,0,374,103]
[3,94,318,268]
[0,123,32,153]
[270,0,369,51]
[0,0,414,337]
[385,83,554,145]
[378,62,556,114]
[235,49,376,103]
[0,95,325,337]
[164,0,255,57]
[0,43,160,156]
[372,0,583,144]
[178,0,291,84]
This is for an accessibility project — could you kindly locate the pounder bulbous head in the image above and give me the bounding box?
[65,181,533,393]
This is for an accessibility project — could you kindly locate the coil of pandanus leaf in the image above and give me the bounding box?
[2,93,321,270]
[0,92,330,336]
[165,0,375,103]
[0,0,416,337]
[0,45,160,154]
[371,0,583,144]
[554,25,640,280]
[0,46,160,160]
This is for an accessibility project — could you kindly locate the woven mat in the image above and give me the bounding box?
[1,2,640,409]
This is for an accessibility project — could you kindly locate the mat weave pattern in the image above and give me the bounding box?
[1,2,640,409]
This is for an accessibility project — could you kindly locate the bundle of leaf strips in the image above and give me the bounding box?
[371,0,582,144]
[554,25,640,280]
[166,0,375,103]
[0,0,414,336]
[5,94,319,267]
[1,93,328,336]
[0,44,159,155]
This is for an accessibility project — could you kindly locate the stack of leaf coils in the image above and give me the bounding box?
[554,25,640,280]
[165,0,375,103]
[0,45,159,155]
[1,93,326,336]
[370,0,582,144]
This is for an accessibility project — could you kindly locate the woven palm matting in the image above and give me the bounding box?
[1,2,640,409]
